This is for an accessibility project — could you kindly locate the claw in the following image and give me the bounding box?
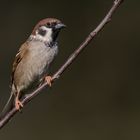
[45,76,52,87]
[15,98,23,111]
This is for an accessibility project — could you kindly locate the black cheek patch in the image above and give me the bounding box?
[38,29,46,36]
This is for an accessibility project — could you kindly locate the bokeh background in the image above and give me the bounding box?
[0,0,140,139]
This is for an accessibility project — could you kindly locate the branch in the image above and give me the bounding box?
[0,0,124,129]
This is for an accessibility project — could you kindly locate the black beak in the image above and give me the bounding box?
[55,23,66,30]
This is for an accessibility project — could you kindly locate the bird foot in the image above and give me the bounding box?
[45,76,53,87]
[15,99,23,111]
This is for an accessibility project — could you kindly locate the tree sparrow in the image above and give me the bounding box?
[4,18,65,111]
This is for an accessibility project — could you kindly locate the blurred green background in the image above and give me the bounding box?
[0,0,140,139]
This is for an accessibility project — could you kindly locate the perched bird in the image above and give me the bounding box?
[3,18,65,112]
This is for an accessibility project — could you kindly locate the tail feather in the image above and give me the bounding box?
[0,93,14,118]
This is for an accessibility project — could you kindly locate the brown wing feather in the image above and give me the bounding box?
[11,42,29,86]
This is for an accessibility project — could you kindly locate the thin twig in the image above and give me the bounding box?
[0,0,124,129]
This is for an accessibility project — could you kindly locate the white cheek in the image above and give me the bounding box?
[44,28,52,42]
[36,26,53,43]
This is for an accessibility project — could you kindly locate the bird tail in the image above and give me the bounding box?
[0,93,14,118]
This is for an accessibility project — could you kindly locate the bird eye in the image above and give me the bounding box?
[47,23,51,27]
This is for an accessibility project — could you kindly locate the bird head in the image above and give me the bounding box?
[30,18,66,43]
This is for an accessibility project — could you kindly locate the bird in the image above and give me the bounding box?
[3,18,66,112]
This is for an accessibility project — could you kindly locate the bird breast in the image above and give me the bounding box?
[28,41,58,75]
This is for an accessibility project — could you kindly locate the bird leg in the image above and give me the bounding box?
[45,76,53,87]
[15,92,23,111]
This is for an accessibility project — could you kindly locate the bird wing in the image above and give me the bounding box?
[1,42,29,116]
[11,42,29,86]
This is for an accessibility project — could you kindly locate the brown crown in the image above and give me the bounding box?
[31,18,62,35]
